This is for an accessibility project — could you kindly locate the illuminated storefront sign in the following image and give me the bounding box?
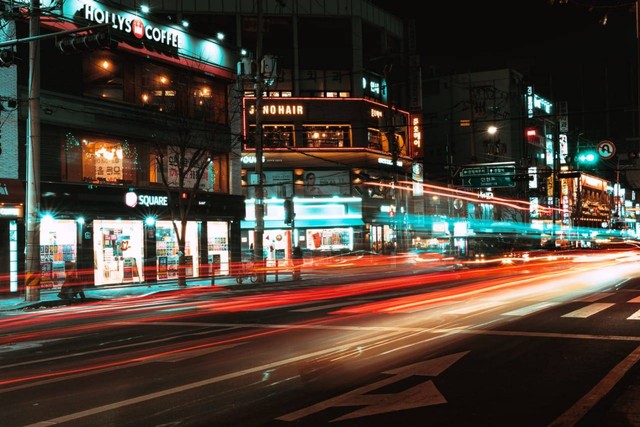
[0,206,22,217]
[378,157,403,167]
[526,86,534,118]
[248,104,304,115]
[581,175,607,190]
[410,114,423,157]
[125,191,168,207]
[370,108,383,118]
[67,1,183,48]
[58,0,233,71]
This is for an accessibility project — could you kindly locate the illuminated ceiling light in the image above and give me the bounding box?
[140,4,150,13]
[145,216,156,226]
[599,14,608,26]
[181,20,189,28]
[216,32,225,41]
[101,60,110,69]
[241,49,248,56]
[142,93,149,103]
[41,213,54,224]
[160,76,168,84]
[76,216,85,225]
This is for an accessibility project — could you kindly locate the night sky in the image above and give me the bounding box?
[375,0,640,154]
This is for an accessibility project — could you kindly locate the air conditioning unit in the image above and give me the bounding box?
[237,58,254,77]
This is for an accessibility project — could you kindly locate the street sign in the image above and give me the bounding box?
[597,140,616,159]
[461,176,515,188]
[460,165,515,177]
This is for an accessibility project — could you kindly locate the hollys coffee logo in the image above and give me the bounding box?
[82,3,182,48]
[132,19,144,39]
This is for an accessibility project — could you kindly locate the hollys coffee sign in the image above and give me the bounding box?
[64,1,183,49]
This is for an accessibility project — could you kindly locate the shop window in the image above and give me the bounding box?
[302,125,351,148]
[39,218,77,289]
[94,220,144,286]
[141,64,177,114]
[82,51,124,101]
[64,135,137,185]
[156,221,199,280]
[149,147,227,192]
[248,125,294,148]
[368,128,383,151]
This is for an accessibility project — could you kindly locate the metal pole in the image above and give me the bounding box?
[637,1,640,145]
[25,0,41,301]
[253,0,266,282]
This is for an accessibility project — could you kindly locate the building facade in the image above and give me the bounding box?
[0,0,245,294]
[116,0,425,260]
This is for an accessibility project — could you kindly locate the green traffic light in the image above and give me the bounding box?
[578,152,596,163]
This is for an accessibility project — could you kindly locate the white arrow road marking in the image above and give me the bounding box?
[277,351,469,422]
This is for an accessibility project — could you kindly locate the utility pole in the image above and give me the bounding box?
[24,0,41,301]
[636,2,640,152]
[253,0,266,282]
[383,60,402,253]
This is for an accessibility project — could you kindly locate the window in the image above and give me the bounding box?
[82,51,124,101]
[141,64,176,114]
[63,135,137,185]
[247,125,295,149]
[149,147,227,192]
[303,125,351,148]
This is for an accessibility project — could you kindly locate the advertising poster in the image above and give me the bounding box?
[300,170,350,197]
[166,146,213,191]
[246,171,293,199]
[305,228,352,251]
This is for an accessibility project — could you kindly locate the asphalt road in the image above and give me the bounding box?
[1,253,639,426]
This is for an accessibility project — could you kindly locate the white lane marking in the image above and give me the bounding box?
[444,300,504,315]
[628,309,640,320]
[24,330,413,427]
[549,344,640,427]
[291,301,365,313]
[561,303,615,318]
[577,293,613,302]
[502,302,559,317]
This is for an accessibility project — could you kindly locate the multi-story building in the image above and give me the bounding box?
[423,68,632,251]
[118,0,424,260]
[0,0,245,294]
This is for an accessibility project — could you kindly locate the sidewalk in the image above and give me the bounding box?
[0,273,299,312]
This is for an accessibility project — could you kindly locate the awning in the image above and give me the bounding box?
[0,179,25,204]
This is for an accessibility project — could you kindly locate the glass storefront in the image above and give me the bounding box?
[305,228,352,251]
[40,218,77,289]
[93,220,144,286]
[207,221,230,275]
[156,221,199,280]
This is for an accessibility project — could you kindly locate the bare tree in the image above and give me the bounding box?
[147,72,240,287]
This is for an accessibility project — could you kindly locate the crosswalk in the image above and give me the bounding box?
[283,293,640,321]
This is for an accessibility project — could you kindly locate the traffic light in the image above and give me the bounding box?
[0,48,14,67]
[526,127,541,146]
[284,198,294,225]
[577,151,597,164]
[57,31,116,54]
